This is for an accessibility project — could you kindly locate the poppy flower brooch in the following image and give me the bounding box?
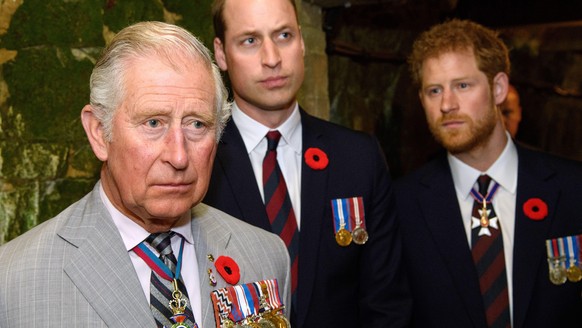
[523,198,548,221]
[304,147,329,170]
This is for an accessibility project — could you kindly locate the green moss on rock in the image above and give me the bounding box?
[103,0,164,32]
[3,46,93,141]
[2,0,104,48]
[0,141,68,179]
[39,178,95,224]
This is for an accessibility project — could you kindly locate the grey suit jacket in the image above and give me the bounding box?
[0,182,291,327]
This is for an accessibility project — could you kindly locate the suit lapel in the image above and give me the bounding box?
[512,147,557,328]
[192,204,267,328]
[192,206,228,328]
[59,187,154,327]
[419,158,487,326]
[295,111,328,327]
[216,120,272,231]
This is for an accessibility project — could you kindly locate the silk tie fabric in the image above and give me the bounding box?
[262,131,299,297]
[147,232,195,328]
[471,175,511,328]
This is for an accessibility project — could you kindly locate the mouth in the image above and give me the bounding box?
[440,119,465,128]
[153,182,193,193]
[260,76,288,89]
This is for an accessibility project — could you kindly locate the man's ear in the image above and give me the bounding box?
[299,26,305,57]
[214,37,228,71]
[493,72,509,106]
[81,104,108,162]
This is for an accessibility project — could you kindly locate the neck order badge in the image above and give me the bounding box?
[134,233,197,328]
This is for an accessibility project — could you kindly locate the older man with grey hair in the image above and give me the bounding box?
[0,21,290,328]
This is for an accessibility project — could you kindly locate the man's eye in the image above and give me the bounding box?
[428,88,440,95]
[147,119,160,128]
[243,37,255,45]
[193,121,205,129]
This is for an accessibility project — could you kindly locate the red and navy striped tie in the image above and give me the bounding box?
[262,131,299,298]
[471,175,511,328]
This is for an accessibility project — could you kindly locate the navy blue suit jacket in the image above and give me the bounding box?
[204,109,411,328]
[394,144,582,327]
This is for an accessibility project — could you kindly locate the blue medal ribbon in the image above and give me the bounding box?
[331,198,352,233]
[134,236,185,281]
[469,181,500,203]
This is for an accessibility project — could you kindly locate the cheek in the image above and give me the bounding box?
[192,140,217,170]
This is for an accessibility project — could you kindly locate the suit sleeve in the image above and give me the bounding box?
[358,137,412,327]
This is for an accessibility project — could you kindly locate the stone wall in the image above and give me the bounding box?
[0,0,327,244]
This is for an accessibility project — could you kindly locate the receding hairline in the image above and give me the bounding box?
[212,0,299,42]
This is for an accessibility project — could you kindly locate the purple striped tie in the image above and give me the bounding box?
[471,175,511,328]
[262,131,299,297]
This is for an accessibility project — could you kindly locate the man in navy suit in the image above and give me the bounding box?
[396,19,582,327]
[204,0,411,327]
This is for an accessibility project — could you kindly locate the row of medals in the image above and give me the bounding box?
[220,286,291,328]
[335,224,369,247]
[548,257,582,285]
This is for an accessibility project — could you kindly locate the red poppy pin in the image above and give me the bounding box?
[523,198,548,221]
[214,255,240,285]
[305,147,329,170]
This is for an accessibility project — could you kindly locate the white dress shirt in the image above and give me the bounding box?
[100,185,203,324]
[448,133,518,323]
[232,102,303,228]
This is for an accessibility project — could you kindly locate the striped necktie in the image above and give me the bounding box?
[471,175,511,328]
[262,131,299,298]
[146,232,196,328]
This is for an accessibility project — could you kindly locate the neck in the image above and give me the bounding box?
[234,99,296,129]
[453,124,508,172]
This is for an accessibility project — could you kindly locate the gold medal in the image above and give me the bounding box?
[257,282,290,328]
[220,317,236,328]
[263,311,291,328]
[548,259,567,285]
[335,228,352,246]
[169,280,193,328]
[256,316,277,328]
[352,227,369,245]
[567,264,582,282]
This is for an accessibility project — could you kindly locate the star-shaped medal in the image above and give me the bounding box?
[472,207,499,236]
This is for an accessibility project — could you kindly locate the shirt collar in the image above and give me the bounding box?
[448,132,518,199]
[99,183,194,251]
[232,102,302,155]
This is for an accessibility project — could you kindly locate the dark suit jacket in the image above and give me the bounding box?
[204,109,411,328]
[394,145,582,328]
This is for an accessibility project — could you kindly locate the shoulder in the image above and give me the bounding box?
[0,193,92,277]
[394,153,449,190]
[302,111,377,145]
[300,110,385,172]
[192,204,286,251]
[191,204,290,289]
[517,145,582,180]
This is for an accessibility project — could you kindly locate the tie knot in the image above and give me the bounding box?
[477,175,492,195]
[266,130,282,151]
[146,232,175,256]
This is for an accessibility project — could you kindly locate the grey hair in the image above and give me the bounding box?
[89,21,231,142]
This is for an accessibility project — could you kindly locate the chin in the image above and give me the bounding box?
[437,133,474,154]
